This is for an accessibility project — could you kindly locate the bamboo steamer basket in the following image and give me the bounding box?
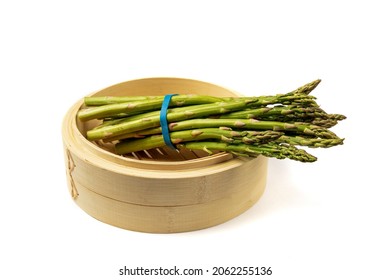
[62,77,268,233]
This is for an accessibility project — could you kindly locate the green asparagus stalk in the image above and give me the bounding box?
[166,119,339,139]
[309,118,340,128]
[221,105,329,120]
[78,95,224,121]
[111,127,344,151]
[178,141,317,162]
[83,79,321,106]
[102,118,339,142]
[84,95,164,106]
[115,128,283,154]
[245,94,318,107]
[277,135,344,148]
[290,79,321,95]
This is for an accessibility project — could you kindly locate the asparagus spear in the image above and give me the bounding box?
[78,95,224,121]
[166,119,339,139]
[243,114,345,129]
[115,128,283,154]
[83,79,322,106]
[291,79,321,95]
[221,105,329,120]
[102,118,339,142]
[277,135,344,148]
[178,141,317,162]
[84,95,164,106]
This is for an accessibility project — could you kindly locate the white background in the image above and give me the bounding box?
[1,0,389,279]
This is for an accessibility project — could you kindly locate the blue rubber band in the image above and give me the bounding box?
[160,94,178,149]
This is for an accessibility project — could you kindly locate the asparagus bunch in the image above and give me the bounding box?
[77,79,346,162]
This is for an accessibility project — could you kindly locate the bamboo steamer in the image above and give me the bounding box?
[62,77,268,233]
